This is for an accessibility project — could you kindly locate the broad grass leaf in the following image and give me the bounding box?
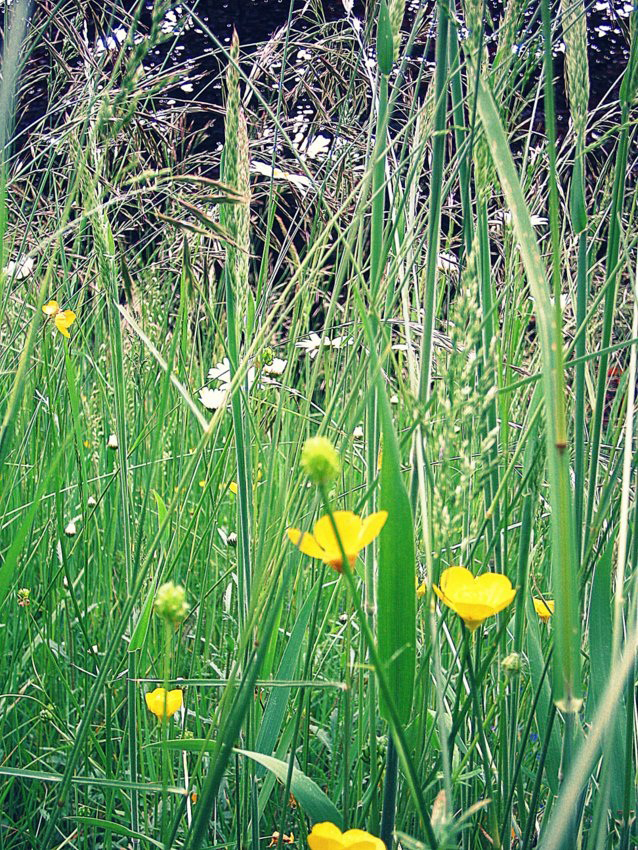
[526,593,560,796]
[236,748,342,827]
[587,534,627,812]
[254,582,319,773]
[128,580,155,653]
[377,390,416,725]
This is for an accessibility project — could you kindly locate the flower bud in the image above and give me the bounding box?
[300,436,340,486]
[107,433,118,450]
[154,581,189,625]
[64,520,77,537]
[17,587,31,607]
[262,346,274,366]
[503,651,522,678]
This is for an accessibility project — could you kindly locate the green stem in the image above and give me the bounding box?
[317,486,437,848]
[380,734,399,850]
[161,619,172,846]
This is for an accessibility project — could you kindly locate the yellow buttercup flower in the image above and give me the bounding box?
[416,580,427,598]
[145,687,183,719]
[42,300,77,339]
[308,823,385,850]
[433,566,516,632]
[287,510,387,573]
[533,597,554,623]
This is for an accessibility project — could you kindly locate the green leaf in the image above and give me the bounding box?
[526,593,560,796]
[376,0,394,75]
[377,389,416,725]
[0,442,67,611]
[73,817,164,848]
[152,489,169,544]
[159,740,342,826]
[235,749,342,828]
[254,583,318,772]
[476,76,582,712]
[129,580,155,653]
[587,534,626,811]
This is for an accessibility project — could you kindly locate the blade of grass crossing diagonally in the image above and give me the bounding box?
[236,750,343,828]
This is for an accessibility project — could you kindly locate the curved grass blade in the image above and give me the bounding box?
[236,749,343,828]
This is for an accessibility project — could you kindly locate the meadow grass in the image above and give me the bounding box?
[0,0,637,848]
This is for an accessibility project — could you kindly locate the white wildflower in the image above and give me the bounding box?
[199,387,228,410]
[263,357,287,376]
[251,161,312,192]
[208,357,257,391]
[295,333,353,359]
[437,251,459,273]
[4,256,34,280]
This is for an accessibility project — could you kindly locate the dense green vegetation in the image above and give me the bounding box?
[0,0,636,848]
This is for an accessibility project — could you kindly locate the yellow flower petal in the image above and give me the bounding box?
[434,567,516,631]
[164,689,183,716]
[437,594,496,631]
[533,597,554,622]
[54,317,71,338]
[313,511,362,555]
[440,566,475,592]
[308,822,345,850]
[356,511,388,548]
[229,481,238,495]
[307,824,385,850]
[416,580,427,598]
[54,310,76,338]
[58,309,76,327]
[344,836,386,850]
[42,300,59,316]
[145,687,183,719]
[286,528,326,560]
